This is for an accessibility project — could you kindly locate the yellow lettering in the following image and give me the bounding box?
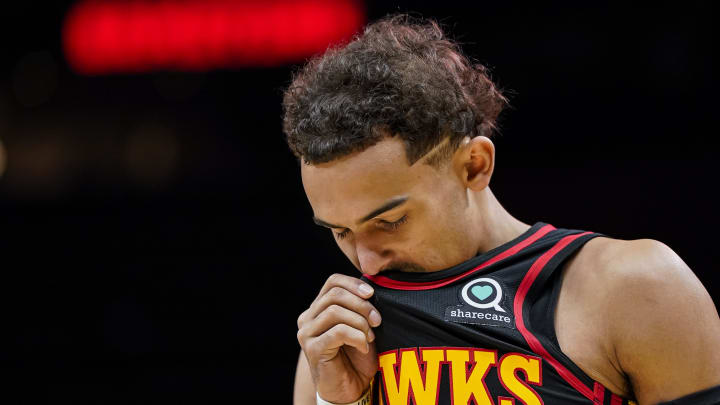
[498,354,543,405]
[378,348,445,405]
[446,348,496,405]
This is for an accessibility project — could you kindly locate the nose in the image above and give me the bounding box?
[355,240,390,276]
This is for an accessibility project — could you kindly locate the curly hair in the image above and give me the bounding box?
[282,14,508,167]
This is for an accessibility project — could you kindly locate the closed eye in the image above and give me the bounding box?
[379,214,408,230]
[334,215,409,240]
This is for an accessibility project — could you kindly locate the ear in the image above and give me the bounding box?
[452,136,495,191]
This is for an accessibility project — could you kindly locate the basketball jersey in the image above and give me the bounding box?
[362,222,637,405]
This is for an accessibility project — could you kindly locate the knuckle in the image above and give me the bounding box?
[331,323,348,338]
[303,339,318,356]
[327,286,345,299]
[327,273,342,284]
[296,329,306,344]
[297,310,307,327]
[326,304,342,317]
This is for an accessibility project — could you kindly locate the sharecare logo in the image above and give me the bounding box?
[461,277,505,311]
[445,277,515,329]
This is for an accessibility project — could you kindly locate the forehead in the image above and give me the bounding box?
[301,137,445,218]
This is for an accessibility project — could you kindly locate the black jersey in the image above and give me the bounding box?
[362,222,636,405]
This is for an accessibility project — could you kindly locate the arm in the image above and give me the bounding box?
[603,239,720,404]
[294,351,316,405]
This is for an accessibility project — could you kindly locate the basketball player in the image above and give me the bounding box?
[285,16,720,405]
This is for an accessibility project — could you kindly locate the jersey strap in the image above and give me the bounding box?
[514,230,635,405]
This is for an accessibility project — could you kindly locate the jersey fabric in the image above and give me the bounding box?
[362,222,637,405]
[658,384,720,404]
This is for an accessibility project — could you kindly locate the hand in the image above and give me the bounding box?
[297,273,382,403]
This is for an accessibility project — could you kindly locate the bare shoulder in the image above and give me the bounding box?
[568,236,716,318]
[571,236,684,273]
[564,236,720,403]
[564,236,704,302]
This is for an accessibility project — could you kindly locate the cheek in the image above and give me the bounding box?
[414,200,473,264]
[401,219,452,266]
[424,196,465,236]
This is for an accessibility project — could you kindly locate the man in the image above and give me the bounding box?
[284,15,720,405]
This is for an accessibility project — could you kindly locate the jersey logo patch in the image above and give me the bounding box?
[444,277,515,329]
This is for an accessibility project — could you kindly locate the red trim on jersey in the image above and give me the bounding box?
[593,382,605,405]
[513,232,598,401]
[610,393,624,405]
[364,224,556,290]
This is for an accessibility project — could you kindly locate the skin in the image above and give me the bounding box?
[294,135,720,405]
[555,237,720,403]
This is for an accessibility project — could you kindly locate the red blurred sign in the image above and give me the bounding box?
[63,0,365,74]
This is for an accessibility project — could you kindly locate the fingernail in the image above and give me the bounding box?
[367,329,375,342]
[358,283,373,296]
[369,309,382,326]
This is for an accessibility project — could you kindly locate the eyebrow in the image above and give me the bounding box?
[312,196,409,229]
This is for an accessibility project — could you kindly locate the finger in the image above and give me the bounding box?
[316,273,374,301]
[306,286,382,328]
[305,304,375,342]
[310,323,370,359]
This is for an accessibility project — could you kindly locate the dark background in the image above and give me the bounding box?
[1,1,717,402]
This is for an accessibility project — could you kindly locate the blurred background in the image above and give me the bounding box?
[1,0,717,402]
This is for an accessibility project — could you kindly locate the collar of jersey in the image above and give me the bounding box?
[363,222,555,290]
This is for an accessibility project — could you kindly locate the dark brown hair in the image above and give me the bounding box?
[282,14,508,167]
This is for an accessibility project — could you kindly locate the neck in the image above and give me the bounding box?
[473,188,531,255]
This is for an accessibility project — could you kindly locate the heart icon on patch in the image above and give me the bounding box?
[471,285,493,301]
